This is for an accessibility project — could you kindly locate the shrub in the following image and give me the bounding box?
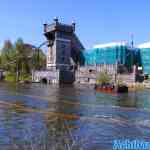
[96,71,111,84]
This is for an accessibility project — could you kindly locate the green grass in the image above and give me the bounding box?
[5,72,31,82]
[19,74,32,81]
[5,73,16,82]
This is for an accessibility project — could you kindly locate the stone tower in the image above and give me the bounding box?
[44,18,85,84]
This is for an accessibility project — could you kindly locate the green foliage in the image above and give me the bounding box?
[96,71,111,84]
[5,72,16,82]
[0,38,46,82]
[32,50,46,70]
[1,40,14,71]
[117,79,124,86]
[5,72,31,82]
[19,74,32,81]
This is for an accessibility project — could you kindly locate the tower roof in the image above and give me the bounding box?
[44,19,74,33]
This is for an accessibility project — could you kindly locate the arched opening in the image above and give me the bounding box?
[41,78,47,84]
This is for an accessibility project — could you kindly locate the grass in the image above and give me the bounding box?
[4,72,31,82]
[5,72,16,82]
[19,74,32,81]
[96,71,111,84]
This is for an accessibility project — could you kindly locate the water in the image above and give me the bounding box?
[0,82,150,149]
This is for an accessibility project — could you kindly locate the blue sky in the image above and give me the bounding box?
[0,0,150,50]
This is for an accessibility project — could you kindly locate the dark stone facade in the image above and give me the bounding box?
[44,18,85,84]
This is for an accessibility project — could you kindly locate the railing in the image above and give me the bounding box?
[44,23,73,33]
[44,23,55,32]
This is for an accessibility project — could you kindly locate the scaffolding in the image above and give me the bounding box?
[82,43,142,73]
[140,48,150,74]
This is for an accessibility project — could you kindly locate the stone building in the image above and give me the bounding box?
[33,18,85,84]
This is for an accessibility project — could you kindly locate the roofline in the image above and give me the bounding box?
[93,41,128,48]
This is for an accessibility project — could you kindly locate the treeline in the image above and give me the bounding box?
[0,38,46,81]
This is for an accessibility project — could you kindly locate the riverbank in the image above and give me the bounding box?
[127,81,150,91]
[3,73,150,93]
[4,72,31,83]
[75,81,150,92]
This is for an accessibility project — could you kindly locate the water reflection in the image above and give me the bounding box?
[0,83,149,149]
[41,84,81,149]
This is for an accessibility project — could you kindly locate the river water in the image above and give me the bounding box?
[0,82,150,150]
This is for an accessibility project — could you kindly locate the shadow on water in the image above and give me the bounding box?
[117,92,139,108]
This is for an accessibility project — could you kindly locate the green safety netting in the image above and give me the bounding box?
[125,48,142,71]
[82,45,142,72]
[140,48,150,74]
[82,45,127,65]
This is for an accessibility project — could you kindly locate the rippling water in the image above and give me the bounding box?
[0,82,150,150]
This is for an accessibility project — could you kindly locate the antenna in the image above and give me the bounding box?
[54,16,59,23]
[130,33,134,48]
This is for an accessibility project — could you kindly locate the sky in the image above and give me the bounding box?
[0,0,150,50]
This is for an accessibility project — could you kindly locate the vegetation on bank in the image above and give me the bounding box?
[96,71,111,84]
[4,72,32,82]
[0,38,46,82]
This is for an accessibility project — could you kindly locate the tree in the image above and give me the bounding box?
[1,40,14,71]
[32,49,46,70]
[0,38,46,81]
